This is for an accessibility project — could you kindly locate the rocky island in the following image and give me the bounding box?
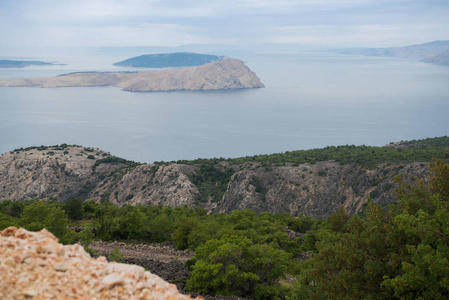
[113,52,225,68]
[0,59,58,68]
[0,59,264,92]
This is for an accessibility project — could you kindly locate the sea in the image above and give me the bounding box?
[1,53,448,163]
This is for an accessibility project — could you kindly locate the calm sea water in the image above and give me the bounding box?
[1,53,448,163]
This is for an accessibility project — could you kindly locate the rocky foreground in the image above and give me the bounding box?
[0,59,264,92]
[0,227,200,299]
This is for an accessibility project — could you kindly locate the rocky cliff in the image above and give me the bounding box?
[0,59,264,92]
[217,161,428,217]
[0,144,433,218]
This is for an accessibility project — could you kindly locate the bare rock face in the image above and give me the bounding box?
[0,226,200,299]
[216,161,429,218]
[92,164,199,207]
[0,146,122,202]
[0,59,264,92]
[0,146,199,209]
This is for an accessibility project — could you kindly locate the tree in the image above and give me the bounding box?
[297,160,449,299]
[186,234,291,299]
[328,205,350,233]
[63,198,84,220]
[19,201,74,244]
[119,208,148,240]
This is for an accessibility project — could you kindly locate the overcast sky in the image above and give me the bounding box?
[1,0,449,56]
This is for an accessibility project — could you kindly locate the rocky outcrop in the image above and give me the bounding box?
[0,59,264,92]
[215,161,428,218]
[0,145,199,209]
[0,226,199,299]
[0,145,430,218]
[92,164,199,207]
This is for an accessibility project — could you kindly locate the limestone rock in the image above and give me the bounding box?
[0,227,200,300]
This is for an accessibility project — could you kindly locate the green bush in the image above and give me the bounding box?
[109,247,124,263]
[186,235,291,298]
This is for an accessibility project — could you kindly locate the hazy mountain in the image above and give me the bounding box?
[339,40,449,59]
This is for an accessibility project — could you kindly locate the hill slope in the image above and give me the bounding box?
[2,137,448,218]
[0,59,264,92]
[422,49,449,66]
[113,52,225,68]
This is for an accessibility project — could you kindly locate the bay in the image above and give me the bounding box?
[1,53,448,163]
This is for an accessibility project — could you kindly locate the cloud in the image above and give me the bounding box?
[0,0,448,53]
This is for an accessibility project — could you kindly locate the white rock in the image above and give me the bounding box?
[101,274,124,289]
[54,262,69,272]
[107,263,145,279]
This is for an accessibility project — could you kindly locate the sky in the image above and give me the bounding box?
[1,0,449,56]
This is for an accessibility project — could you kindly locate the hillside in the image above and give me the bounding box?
[2,136,448,218]
[422,49,449,66]
[339,40,449,61]
[113,52,225,68]
[0,59,264,92]
[0,60,55,68]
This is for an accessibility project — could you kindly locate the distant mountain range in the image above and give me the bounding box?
[339,40,449,66]
[113,52,225,68]
[0,60,57,68]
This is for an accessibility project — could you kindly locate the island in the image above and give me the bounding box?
[0,60,57,68]
[0,59,264,92]
[113,52,225,68]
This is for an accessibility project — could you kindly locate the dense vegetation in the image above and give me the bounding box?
[173,136,449,168]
